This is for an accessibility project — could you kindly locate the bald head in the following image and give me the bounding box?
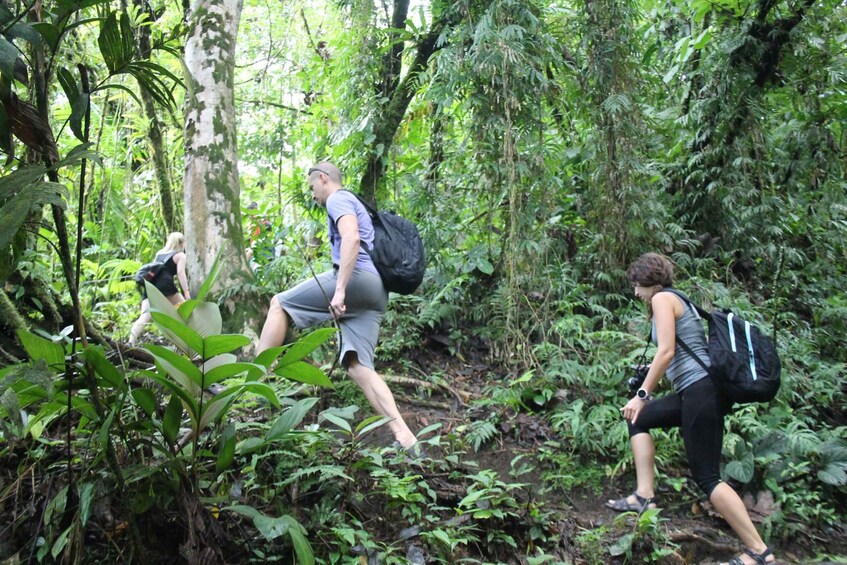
[308,161,343,206]
[309,162,342,185]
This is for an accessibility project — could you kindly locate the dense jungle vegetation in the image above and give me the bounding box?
[0,0,845,562]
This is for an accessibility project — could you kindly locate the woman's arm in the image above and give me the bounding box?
[621,292,681,424]
[174,252,190,300]
[640,292,679,394]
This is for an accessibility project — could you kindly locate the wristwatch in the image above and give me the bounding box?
[636,388,652,401]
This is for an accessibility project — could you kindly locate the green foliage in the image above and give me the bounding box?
[608,508,678,563]
[1,0,846,560]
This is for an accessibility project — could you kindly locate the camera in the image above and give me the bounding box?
[626,364,649,396]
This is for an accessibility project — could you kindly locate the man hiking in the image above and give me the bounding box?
[257,162,420,451]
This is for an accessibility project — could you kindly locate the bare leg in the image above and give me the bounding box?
[130,293,186,346]
[258,297,289,353]
[712,483,775,564]
[346,357,417,447]
[129,299,152,346]
[632,433,656,500]
[608,432,657,507]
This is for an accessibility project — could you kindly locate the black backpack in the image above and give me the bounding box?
[342,191,425,295]
[134,251,176,286]
[661,288,781,404]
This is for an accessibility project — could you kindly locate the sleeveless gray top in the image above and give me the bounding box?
[651,294,710,392]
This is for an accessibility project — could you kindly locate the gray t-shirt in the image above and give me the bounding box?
[326,190,378,276]
[651,294,710,392]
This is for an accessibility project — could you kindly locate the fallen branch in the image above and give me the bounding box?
[668,531,737,554]
[396,395,453,411]
[383,374,471,405]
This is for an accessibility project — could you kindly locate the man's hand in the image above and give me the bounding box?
[330,289,346,318]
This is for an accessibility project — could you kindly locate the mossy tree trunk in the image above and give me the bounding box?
[183,0,262,340]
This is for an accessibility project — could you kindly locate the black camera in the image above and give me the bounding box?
[626,365,649,396]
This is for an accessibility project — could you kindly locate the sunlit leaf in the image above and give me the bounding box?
[16,330,65,369]
[202,334,250,358]
[319,412,351,433]
[266,397,320,442]
[146,343,203,394]
[275,361,334,388]
[276,328,337,367]
[150,309,203,356]
[186,301,223,339]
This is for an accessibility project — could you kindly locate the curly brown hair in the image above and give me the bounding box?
[627,253,673,288]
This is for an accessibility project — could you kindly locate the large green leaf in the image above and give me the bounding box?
[204,362,264,385]
[237,382,279,408]
[131,388,157,416]
[198,395,235,432]
[98,12,135,73]
[82,345,125,390]
[6,21,42,48]
[275,360,334,388]
[194,247,224,304]
[725,454,755,484]
[281,515,314,565]
[0,36,20,80]
[220,505,311,560]
[216,423,236,473]
[186,302,223,339]
[143,371,198,417]
[277,328,337,367]
[202,353,237,374]
[150,310,203,356]
[0,180,68,252]
[162,394,182,445]
[818,463,847,486]
[266,397,320,442]
[319,412,351,434]
[253,346,285,369]
[51,393,97,420]
[16,330,65,368]
[57,67,90,142]
[146,344,203,395]
[144,281,182,318]
[202,334,250,358]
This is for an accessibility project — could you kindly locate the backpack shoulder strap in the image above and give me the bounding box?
[338,189,379,218]
[659,287,712,322]
[657,288,711,373]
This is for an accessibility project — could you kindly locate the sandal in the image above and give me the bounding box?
[605,491,658,513]
[725,546,774,565]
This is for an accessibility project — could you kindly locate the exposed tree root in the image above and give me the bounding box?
[384,374,471,405]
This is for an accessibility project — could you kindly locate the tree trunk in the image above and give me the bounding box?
[358,6,458,203]
[134,0,179,233]
[183,0,262,338]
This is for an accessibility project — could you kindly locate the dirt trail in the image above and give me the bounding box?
[383,346,846,564]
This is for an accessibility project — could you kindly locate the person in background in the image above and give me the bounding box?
[257,162,420,453]
[607,253,774,565]
[129,232,190,346]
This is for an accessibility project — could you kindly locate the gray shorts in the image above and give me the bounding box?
[275,269,387,369]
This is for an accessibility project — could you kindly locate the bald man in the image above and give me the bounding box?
[258,162,419,450]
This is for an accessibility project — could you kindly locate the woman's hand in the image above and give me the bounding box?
[621,396,648,424]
